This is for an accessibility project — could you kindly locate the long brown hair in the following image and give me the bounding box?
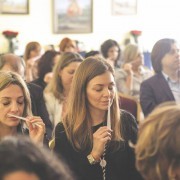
[23,41,41,61]
[44,52,83,102]
[63,57,122,152]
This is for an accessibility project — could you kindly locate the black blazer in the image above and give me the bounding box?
[140,73,175,116]
[27,82,52,139]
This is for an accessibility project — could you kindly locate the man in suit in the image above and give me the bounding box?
[0,53,53,140]
[140,38,180,116]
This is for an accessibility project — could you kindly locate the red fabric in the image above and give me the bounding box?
[119,95,137,119]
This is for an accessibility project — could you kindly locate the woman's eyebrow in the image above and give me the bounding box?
[0,96,24,99]
[93,82,115,86]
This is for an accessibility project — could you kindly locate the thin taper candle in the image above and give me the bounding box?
[107,100,111,129]
[7,114,41,128]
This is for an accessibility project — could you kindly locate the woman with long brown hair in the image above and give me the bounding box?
[54,57,142,180]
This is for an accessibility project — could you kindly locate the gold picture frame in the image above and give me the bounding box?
[53,0,93,34]
[112,0,137,15]
[0,0,29,14]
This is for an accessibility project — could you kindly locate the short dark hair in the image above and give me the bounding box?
[151,38,176,73]
[100,39,121,67]
[0,136,74,180]
[85,50,100,58]
[38,50,60,80]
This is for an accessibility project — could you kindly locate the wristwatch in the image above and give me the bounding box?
[87,154,99,165]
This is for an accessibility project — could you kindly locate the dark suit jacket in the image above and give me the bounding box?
[140,73,175,116]
[27,82,52,139]
[31,78,47,91]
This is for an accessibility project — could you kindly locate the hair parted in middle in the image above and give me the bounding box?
[44,52,83,102]
[0,71,31,117]
[151,38,176,73]
[63,57,121,151]
[100,39,121,67]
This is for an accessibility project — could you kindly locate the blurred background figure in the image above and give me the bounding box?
[44,52,83,130]
[136,102,180,180]
[0,136,74,180]
[59,37,77,53]
[140,38,180,116]
[116,44,152,100]
[100,39,122,68]
[23,41,42,82]
[32,50,61,90]
[85,50,101,59]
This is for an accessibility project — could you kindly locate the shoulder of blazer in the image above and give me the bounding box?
[142,73,165,85]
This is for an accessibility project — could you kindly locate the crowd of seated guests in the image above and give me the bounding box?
[0,36,179,180]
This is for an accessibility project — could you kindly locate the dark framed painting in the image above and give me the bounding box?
[0,0,29,14]
[112,0,137,15]
[53,0,93,34]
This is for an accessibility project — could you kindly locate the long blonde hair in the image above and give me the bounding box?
[0,71,32,117]
[123,44,140,64]
[135,102,180,180]
[63,57,121,152]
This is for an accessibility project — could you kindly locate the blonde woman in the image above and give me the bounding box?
[44,52,83,130]
[54,57,142,180]
[115,44,152,100]
[136,102,180,180]
[0,71,45,144]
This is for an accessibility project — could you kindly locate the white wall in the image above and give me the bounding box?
[0,0,180,54]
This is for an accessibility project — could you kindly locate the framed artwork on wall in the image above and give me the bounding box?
[53,0,93,34]
[0,0,29,14]
[112,0,137,15]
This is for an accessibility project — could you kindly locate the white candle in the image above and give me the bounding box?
[107,100,111,129]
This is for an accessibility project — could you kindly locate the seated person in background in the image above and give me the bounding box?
[135,102,180,180]
[0,53,53,140]
[100,39,122,68]
[24,41,42,82]
[0,136,74,180]
[54,57,142,180]
[116,44,152,100]
[85,50,101,58]
[44,52,83,130]
[59,37,77,53]
[0,71,45,145]
[140,38,180,116]
[32,50,61,90]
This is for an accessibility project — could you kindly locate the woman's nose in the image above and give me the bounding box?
[103,89,111,97]
[11,102,19,112]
